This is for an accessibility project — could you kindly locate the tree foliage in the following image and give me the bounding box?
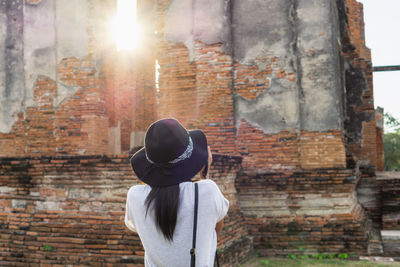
[384,133,400,171]
[384,112,400,170]
[384,112,400,133]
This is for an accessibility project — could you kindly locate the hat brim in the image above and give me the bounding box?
[130,130,208,187]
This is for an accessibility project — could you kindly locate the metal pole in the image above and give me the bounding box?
[373,65,400,72]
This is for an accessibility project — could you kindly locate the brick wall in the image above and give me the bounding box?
[236,120,300,171]
[0,0,376,173]
[376,172,400,256]
[155,0,349,173]
[156,41,236,155]
[0,154,251,266]
[375,108,384,171]
[0,0,383,263]
[299,130,347,169]
[356,164,382,230]
[236,167,373,256]
[0,71,109,157]
[0,0,157,157]
[340,0,377,168]
[377,172,400,231]
[155,2,235,156]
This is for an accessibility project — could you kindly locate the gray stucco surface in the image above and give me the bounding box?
[232,0,293,62]
[0,0,25,133]
[193,0,230,48]
[233,0,300,133]
[234,0,343,133]
[163,0,344,134]
[24,0,57,106]
[0,3,7,107]
[0,0,90,133]
[55,0,89,106]
[236,88,299,133]
[296,0,343,131]
[164,0,194,59]
[164,0,230,60]
[55,0,88,60]
[0,0,345,135]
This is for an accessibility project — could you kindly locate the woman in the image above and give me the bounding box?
[125,118,229,267]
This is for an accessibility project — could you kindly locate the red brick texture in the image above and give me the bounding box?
[375,108,384,171]
[102,54,136,152]
[300,130,346,169]
[0,0,384,263]
[375,127,384,171]
[0,154,250,266]
[356,165,382,228]
[236,120,299,171]
[156,40,236,155]
[236,168,373,256]
[341,0,377,168]
[155,1,235,156]
[0,1,157,157]
[0,72,109,157]
[377,173,400,231]
[155,2,348,173]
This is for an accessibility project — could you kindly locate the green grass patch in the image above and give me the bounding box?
[242,257,400,267]
[43,244,53,251]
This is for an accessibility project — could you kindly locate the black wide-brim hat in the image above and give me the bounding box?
[130,118,208,187]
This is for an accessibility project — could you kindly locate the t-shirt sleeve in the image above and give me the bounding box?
[206,180,229,222]
[124,187,137,232]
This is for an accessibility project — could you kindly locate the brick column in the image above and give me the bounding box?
[155,0,236,155]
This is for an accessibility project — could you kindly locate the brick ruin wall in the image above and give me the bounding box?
[0,0,378,165]
[154,0,381,258]
[375,108,384,171]
[377,173,400,231]
[0,0,157,157]
[0,0,388,264]
[0,154,250,266]
[236,168,372,256]
[376,172,400,257]
[338,0,386,230]
[340,0,377,168]
[156,0,348,171]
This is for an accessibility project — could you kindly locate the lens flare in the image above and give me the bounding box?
[111,0,140,51]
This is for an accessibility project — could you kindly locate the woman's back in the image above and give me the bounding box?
[125,179,229,267]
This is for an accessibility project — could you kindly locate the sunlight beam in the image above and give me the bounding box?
[111,0,140,51]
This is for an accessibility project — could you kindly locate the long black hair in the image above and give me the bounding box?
[145,184,180,241]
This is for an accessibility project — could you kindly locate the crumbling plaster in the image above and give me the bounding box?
[0,0,90,133]
[164,0,231,60]
[163,0,345,134]
[0,0,25,133]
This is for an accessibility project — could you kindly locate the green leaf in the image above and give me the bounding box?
[43,244,53,251]
[384,112,400,130]
[260,259,269,265]
[287,254,297,260]
[384,132,400,171]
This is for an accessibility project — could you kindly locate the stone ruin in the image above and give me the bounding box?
[0,0,399,265]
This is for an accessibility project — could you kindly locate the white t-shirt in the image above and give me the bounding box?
[124,179,229,267]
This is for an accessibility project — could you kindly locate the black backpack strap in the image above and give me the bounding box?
[190,183,199,267]
[215,250,220,267]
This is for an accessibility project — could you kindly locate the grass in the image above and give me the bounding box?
[242,257,400,267]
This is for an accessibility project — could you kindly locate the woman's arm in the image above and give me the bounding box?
[216,219,224,236]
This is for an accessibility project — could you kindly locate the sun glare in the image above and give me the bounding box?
[111,0,140,51]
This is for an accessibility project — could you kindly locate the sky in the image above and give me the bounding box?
[357,0,400,121]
